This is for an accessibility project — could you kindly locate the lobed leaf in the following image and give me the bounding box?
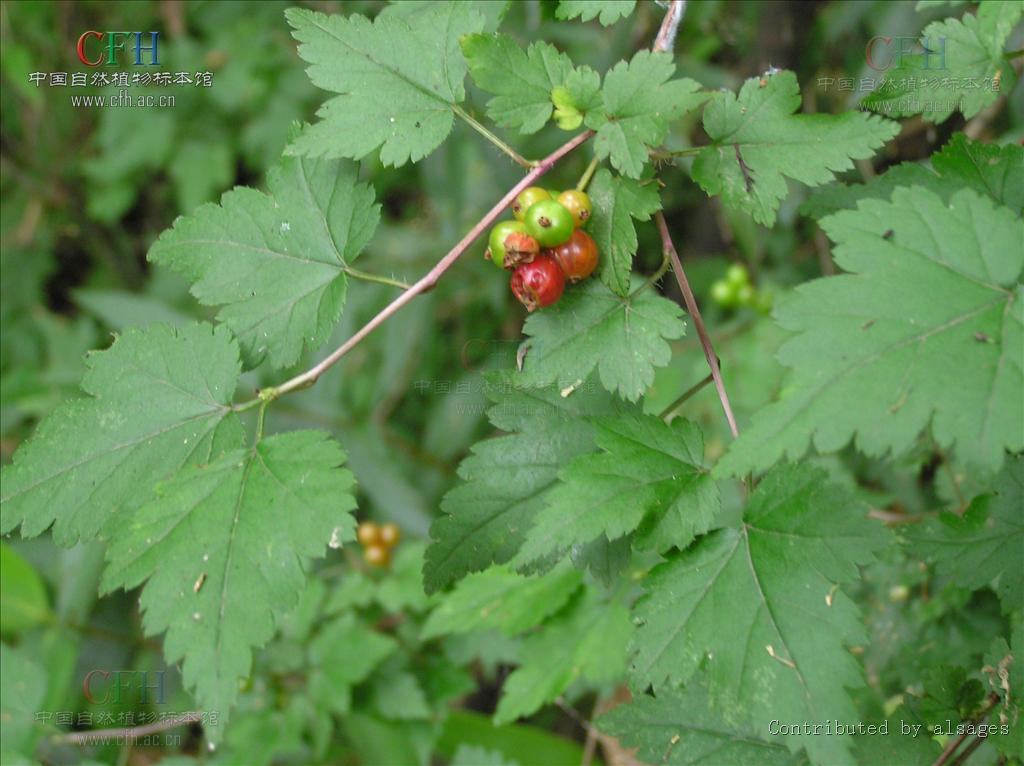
[585,51,706,178]
[513,415,718,567]
[692,70,898,225]
[717,186,1024,477]
[629,464,890,766]
[149,147,379,369]
[0,323,244,546]
[518,278,686,402]
[556,0,637,26]
[101,430,357,736]
[286,3,485,164]
[588,169,662,296]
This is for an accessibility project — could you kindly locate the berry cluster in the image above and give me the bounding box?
[356,521,401,568]
[709,263,773,314]
[486,187,599,311]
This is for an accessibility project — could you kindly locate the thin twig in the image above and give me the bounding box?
[656,212,739,438]
[931,693,1000,766]
[260,130,594,400]
[652,0,686,53]
[580,696,602,766]
[52,712,203,745]
[949,733,986,766]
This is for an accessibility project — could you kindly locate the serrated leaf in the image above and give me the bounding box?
[518,279,686,402]
[286,4,485,164]
[630,464,889,766]
[514,415,718,567]
[863,1,1023,123]
[369,665,431,721]
[309,613,397,716]
[422,564,581,639]
[101,430,357,735]
[556,0,636,26]
[598,681,802,766]
[462,34,575,134]
[424,375,636,593]
[588,169,662,296]
[494,590,632,724]
[692,70,899,226]
[801,133,1024,219]
[149,149,379,369]
[717,186,1024,478]
[909,455,1023,613]
[571,534,631,587]
[585,52,706,178]
[0,323,244,546]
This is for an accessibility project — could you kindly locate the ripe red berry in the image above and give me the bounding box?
[524,199,575,248]
[510,254,565,312]
[557,190,592,228]
[512,187,551,221]
[549,229,599,283]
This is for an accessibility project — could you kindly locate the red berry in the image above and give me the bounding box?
[502,230,540,269]
[510,255,565,312]
[549,229,599,283]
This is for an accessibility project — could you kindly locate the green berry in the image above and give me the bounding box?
[710,279,736,307]
[512,187,551,221]
[524,199,575,248]
[735,283,756,306]
[725,263,750,287]
[488,221,528,269]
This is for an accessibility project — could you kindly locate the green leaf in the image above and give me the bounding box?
[0,643,46,757]
[149,148,379,369]
[514,415,718,567]
[0,323,244,546]
[461,34,575,134]
[598,681,802,766]
[368,665,432,720]
[571,534,631,587]
[585,51,706,178]
[286,4,485,164]
[494,590,632,724]
[556,0,636,25]
[801,133,1024,219]
[423,375,635,593]
[518,279,686,402]
[309,614,397,716]
[438,710,588,766]
[630,464,889,766]
[422,564,581,639]
[451,746,519,766]
[692,70,898,226]
[717,186,1024,477]
[0,543,50,635]
[909,454,1023,613]
[101,430,357,735]
[863,1,1023,123]
[588,169,662,296]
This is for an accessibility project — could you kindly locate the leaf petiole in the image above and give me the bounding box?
[453,104,537,169]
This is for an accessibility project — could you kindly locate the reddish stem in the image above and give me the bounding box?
[269,130,594,398]
[655,211,739,438]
